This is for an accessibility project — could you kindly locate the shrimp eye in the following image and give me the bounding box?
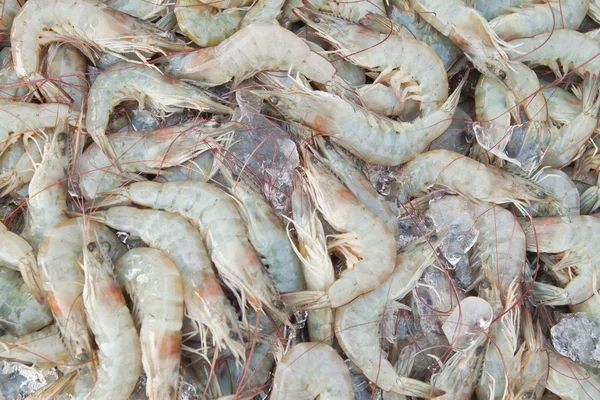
[311,15,321,23]
[58,133,67,142]
[87,242,97,252]
[76,352,89,362]
[0,328,6,336]
[269,95,279,105]
[498,70,507,80]
[480,279,490,289]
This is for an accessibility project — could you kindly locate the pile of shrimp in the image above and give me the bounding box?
[3,0,600,398]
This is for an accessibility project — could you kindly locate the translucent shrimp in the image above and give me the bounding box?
[220,168,305,293]
[37,218,127,364]
[161,23,354,95]
[392,150,550,208]
[174,0,245,47]
[115,248,183,400]
[81,222,142,400]
[270,343,354,400]
[488,0,589,41]
[335,238,444,397]
[542,84,600,136]
[254,78,464,166]
[45,43,89,112]
[100,181,289,324]
[0,268,51,336]
[86,206,245,361]
[546,351,600,399]
[295,7,449,115]
[10,0,190,103]
[21,130,68,250]
[529,168,580,217]
[289,171,335,344]
[0,220,44,303]
[77,120,234,199]
[86,62,232,165]
[0,325,70,365]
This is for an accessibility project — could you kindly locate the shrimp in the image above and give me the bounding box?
[270,342,354,400]
[77,120,234,199]
[542,84,600,136]
[295,7,449,115]
[86,62,232,165]
[0,325,70,365]
[546,351,600,399]
[408,0,519,91]
[10,0,190,104]
[239,0,284,27]
[0,221,44,303]
[335,238,444,397]
[528,168,580,217]
[100,181,289,324]
[0,268,51,337]
[21,130,68,249]
[392,150,550,209]
[254,78,464,166]
[81,222,142,399]
[220,167,306,293]
[488,0,589,41]
[105,0,169,20]
[37,218,127,364]
[174,0,245,47]
[161,23,355,95]
[289,170,335,344]
[464,0,536,20]
[115,248,183,400]
[284,154,396,308]
[45,44,89,112]
[86,206,245,361]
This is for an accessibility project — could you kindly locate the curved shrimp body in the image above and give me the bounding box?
[0,324,70,365]
[489,0,589,41]
[37,218,127,364]
[161,23,352,94]
[0,268,52,336]
[335,239,443,397]
[221,169,305,293]
[270,343,354,400]
[45,44,89,111]
[393,150,550,207]
[88,206,245,361]
[103,181,289,324]
[86,63,231,164]
[21,130,69,250]
[0,221,44,304]
[507,30,600,82]
[115,248,183,400]
[290,171,335,344]
[296,8,448,115]
[546,351,600,399]
[10,0,190,103]
[255,81,463,166]
[105,0,169,20]
[175,0,245,48]
[77,121,234,199]
[81,223,142,400]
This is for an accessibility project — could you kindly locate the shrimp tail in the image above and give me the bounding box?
[580,186,600,214]
[26,370,78,400]
[530,282,570,305]
[581,72,600,115]
[280,290,330,310]
[34,75,74,105]
[94,133,125,172]
[396,376,446,398]
[440,71,468,114]
[19,261,45,305]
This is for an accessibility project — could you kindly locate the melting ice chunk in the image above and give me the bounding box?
[551,313,600,368]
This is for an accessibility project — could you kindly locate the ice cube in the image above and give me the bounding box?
[551,313,600,368]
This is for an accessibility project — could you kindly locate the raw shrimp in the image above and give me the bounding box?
[284,154,396,308]
[174,0,245,47]
[220,168,305,293]
[295,7,449,115]
[392,150,550,208]
[0,325,70,365]
[100,181,289,324]
[115,248,183,400]
[254,79,464,166]
[105,0,169,20]
[546,351,600,399]
[45,44,89,112]
[77,120,234,199]
[542,84,600,135]
[488,0,589,41]
[335,238,444,397]
[529,168,580,217]
[37,218,126,364]
[86,62,231,165]
[86,206,245,361]
[161,23,355,95]
[0,220,44,303]
[289,171,334,344]
[270,342,354,400]
[0,268,52,336]
[10,0,190,103]
[464,0,536,20]
[81,222,142,399]
[21,130,68,249]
